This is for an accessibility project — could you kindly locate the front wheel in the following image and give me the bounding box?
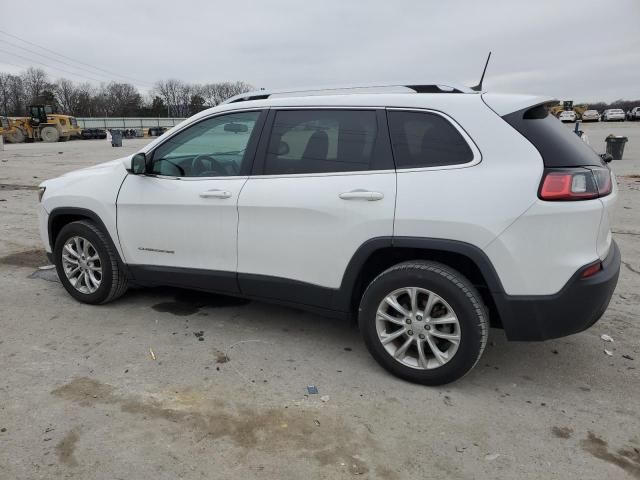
[6,127,25,143]
[358,261,488,385]
[54,220,128,304]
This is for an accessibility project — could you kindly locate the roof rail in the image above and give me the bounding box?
[223,82,476,104]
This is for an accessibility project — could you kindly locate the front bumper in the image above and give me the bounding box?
[496,241,620,341]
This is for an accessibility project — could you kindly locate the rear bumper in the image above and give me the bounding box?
[496,241,620,341]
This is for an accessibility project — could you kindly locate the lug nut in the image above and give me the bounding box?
[405,319,412,324]
[407,330,414,336]
[416,315,423,321]
[424,325,431,331]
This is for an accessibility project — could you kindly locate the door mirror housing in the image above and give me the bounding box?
[131,153,147,174]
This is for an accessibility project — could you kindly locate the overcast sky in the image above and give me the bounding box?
[1,0,639,102]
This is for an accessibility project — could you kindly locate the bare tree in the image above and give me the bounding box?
[0,73,11,115]
[54,78,79,114]
[21,67,49,105]
[1,67,255,117]
[103,82,142,116]
[200,81,253,107]
[0,74,26,115]
[154,79,192,117]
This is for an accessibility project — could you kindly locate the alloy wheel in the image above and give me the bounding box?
[61,236,102,294]
[375,287,461,370]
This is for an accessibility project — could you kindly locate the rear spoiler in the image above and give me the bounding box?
[481,93,557,116]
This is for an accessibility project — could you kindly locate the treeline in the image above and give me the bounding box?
[587,100,640,112]
[0,67,253,117]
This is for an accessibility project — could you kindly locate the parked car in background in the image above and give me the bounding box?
[36,83,620,385]
[581,110,600,122]
[558,110,577,122]
[626,107,640,121]
[602,109,625,122]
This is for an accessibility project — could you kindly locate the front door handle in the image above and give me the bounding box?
[339,189,384,201]
[200,189,232,199]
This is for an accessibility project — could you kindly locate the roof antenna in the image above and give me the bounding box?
[471,51,492,92]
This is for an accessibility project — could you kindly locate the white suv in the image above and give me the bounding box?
[37,84,620,385]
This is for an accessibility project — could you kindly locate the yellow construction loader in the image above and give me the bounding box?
[549,101,589,120]
[0,116,16,140]
[6,105,81,143]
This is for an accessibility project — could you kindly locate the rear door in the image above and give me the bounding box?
[237,108,396,309]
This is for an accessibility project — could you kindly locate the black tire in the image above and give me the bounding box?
[40,126,60,143]
[54,220,128,304]
[358,261,488,386]
[6,127,25,143]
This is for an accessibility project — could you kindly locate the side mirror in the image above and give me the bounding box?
[131,153,147,174]
[600,153,613,164]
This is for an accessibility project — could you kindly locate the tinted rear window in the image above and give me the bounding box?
[388,111,474,168]
[264,110,386,175]
[502,105,604,167]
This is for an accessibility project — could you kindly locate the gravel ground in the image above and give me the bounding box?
[0,123,639,480]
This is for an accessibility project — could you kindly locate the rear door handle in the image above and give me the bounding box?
[339,189,384,201]
[200,189,232,199]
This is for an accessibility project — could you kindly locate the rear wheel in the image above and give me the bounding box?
[40,126,60,142]
[358,261,488,385]
[54,220,128,304]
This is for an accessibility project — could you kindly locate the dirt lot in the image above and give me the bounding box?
[1,123,639,480]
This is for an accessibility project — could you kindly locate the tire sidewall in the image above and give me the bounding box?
[54,222,114,304]
[359,264,485,385]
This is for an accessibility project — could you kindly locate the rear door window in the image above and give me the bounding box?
[262,110,389,175]
[387,110,474,168]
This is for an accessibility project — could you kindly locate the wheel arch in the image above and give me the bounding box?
[48,207,125,265]
[339,237,506,327]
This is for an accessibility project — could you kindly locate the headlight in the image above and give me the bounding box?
[38,186,46,202]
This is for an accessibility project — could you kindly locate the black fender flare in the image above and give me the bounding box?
[47,207,125,265]
[336,236,506,311]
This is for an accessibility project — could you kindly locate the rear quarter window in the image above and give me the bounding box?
[502,104,604,167]
[387,110,474,169]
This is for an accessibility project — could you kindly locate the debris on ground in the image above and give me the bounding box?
[314,419,320,426]
[456,446,466,453]
[320,395,330,403]
[307,385,318,394]
[485,453,500,461]
[28,268,60,283]
[149,348,156,360]
[604,349,613,356]
[622,354,634,360]
[194,331,205,341]
[601,334,614,342]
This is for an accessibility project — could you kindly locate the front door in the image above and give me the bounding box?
[117,110,265,291]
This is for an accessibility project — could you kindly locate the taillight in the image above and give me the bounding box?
[539,167,612,201]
